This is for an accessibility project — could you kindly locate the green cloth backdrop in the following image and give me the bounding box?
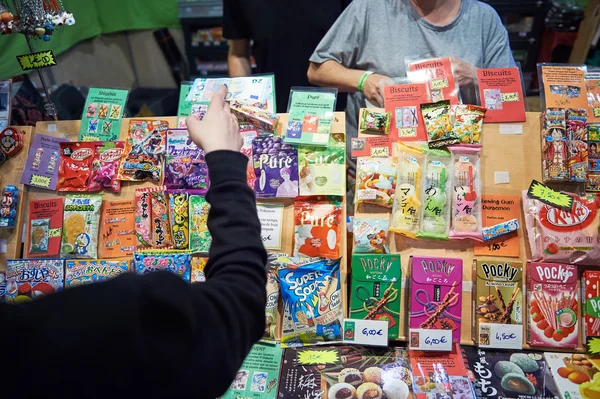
[0,0,180,79]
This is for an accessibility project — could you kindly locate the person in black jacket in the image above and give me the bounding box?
[1,86,267,399]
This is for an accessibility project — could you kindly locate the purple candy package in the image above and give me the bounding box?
[252,136,299,198]
[164,129,209,193]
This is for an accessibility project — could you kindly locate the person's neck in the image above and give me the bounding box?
[411,0,462,26]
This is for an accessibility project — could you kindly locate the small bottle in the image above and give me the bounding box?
[32,148,44,170]
[47,151,58,173]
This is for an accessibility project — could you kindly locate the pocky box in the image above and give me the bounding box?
[527,262,579,348]
[474,260,523,347]
[583,270,600,344]
[65,259,131,288]
[5,259,64,303]
[409,256,463,343]
[350,254,401,339]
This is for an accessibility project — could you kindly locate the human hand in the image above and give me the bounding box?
[361,73,393,107]
[450,57,476,87]
[186,86,242,154]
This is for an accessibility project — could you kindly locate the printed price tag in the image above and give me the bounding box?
[370,146,389,157]
[343,319,388,347]
[16,50,57,71]
[501,92,520,102]
[478,323,522,349]
[409,328,452,351]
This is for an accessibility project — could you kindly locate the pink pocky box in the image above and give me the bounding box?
[409,256,463,343]
[527,262,579,348]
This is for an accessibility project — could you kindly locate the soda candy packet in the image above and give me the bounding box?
[298,133,345,196]
[452,104,486,145]
[134,250,192,282]
[355,157,397,208]
[390,143,424,238]
[449,146,483,241]
[65,259,131,288]
[252,136,299,198]
[420,100,459,148]
[359,108,391,134]
[352,217,390,253]
[164,129,209,193]
[57,142,96,192]
[191,257,208,282]
[240,129,258,189]
[278,256,343,347]
[61,194,102,258]
[263,252,281,342]
[135,187,153,248]
[189,195,212,253]
[294,196,342,259]
[523,191,600,265]
[168,190,190,250]
[417,147,452,240]
[117,120,168,182]
[89,141,124,193]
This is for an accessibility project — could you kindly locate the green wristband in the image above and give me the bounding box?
[357,71,374,93]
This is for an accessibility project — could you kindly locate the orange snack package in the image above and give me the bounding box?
[293,196,342,258]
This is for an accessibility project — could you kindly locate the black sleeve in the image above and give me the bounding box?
[1,151,267,399]
[223,0,250,40]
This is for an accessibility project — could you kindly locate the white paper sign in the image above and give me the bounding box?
[478,323,523,350]
[494,171,510,184]
[256,203,284,250]
[499,124,523,135]
[409,328,453,351]
[343,319,389,347]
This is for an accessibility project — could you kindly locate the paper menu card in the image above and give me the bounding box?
[20,133,69,190]
[383,82,429,141]
[78,87,129,141]
[474,194,520,258]
[476,68,526,123]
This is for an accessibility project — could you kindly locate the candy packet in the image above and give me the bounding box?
[61,194,102,258]
[355,157,397,208]
[135,187,173,249]
[449,146,483,241]
[191,257,208,282]
[417,147,452,240]
[57,142,96,192]
[240,129,258,189]
[88,141,124,192]
[390,143,424,238]
[263,252,281,342]
[298,133,345,196]
[134,250,192,282]
[452,104,486,145]
[167,190,190,250]
[65,259,131,288]
[231,101,279,133]
[541,108,568,183]
[0,185,18,228]
[566,108,588,183]
[523,191,599,265]
[359,109,391,134]
[352,217,389,253]
[252,136,299,198]
[420,100,459,148]
[117,120,168,182]
[165,129,209,193]
[135,187,152,248]
[189,195,212,253]
[294,196,342,258]
[278,256,343,347]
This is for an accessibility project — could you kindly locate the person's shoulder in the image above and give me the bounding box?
[346,0,394,13]
[466,0,502,21]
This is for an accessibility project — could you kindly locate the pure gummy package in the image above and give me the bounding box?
[252,136,299,198]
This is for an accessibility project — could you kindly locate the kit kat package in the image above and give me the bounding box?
[583,270,600,345]
[409,256,463,343]
[527,262,579,348]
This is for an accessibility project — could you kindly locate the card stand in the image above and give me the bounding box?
[475,323,523,350]
[408,328,453,351]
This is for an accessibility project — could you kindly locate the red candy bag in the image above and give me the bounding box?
[293,196,342,258]
[523,191,600,265]
[57,142,96,192]
[89,141,124,193]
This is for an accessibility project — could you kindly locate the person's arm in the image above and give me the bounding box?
[228,39,252,77]
[223,0,252,77]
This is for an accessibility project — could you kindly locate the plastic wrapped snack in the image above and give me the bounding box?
[135,187,153,248]
[117,120,168,182]
[252,136,299,198]
[294,196,342,258]
[355,157,397,208]
[449,146,482,241]
[523,191,599,265]
[61,194,102,258]
[189,195,212,253]
[420,100,459,148]
[278,256,343,347]
[417,147,452,240]
[352,218,389,253]
[135,187,173,249]
[89,141,124,193]
[263,252,281,341]
[390,143,424,238]
[231,101,279,133]
[134,250,192,282]
[168,190,190,250]
[191,257,208,282]
[359,108,391,134]
[298,134,345,196]
[165,129,209,193]
[542,108,568,183]
[452,104,486,145]
[57,142,96,192]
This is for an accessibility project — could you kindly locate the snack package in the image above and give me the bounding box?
[5,259,64,303]
[390,143,424,237]
[61,194,102,258]
[65,259,131,288]
[417,148,452,240]
[150,187,173,249]
[88,141,124,192]
[294,196,342,258]
[527,262,578,348]
[191,257,208,282]
[165,128,209,192]
[231,101,279,133]
[449,146,483,241]
[100,200,136,258]
[542,108,569,182]
[26,198,64,258]
[263,252,281,341]
[117,120,168,182]
[566,108,588,182]
[168,190,190,250]
[278,257,344,347]
[522,191,600,265]
[57,142,96,192]
[420,100,459,148]
[589,124,600,192]
[135,187,153,248]
[240,129,258,189]
[452,104,486,145]
[134,250,192,282]
[0,185,18,228]
[355,157,397,208]
[252,136,299,198]
[583,270,600,344]
[298,133,345,196]
[0,271,5,303]
[359,108,391,134]
[352,217,390,253]
[189,195,212,253]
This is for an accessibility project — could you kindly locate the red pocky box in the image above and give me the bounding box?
[527,262,579,348]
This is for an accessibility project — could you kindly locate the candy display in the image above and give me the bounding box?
[359,109,391,134]
[409,256,463,343]
[352,217,389,253]
[293,196,342,258]
[420,100,459,148]
[452,104,486,145]
[189,195,211,253]
[264,252,281,341]
[350,254,401,339]
[88,141,124,192]
[231,101,279,133]
[0,185,18,227]
[5,259,64,303]
[168,191,190,250]
[449,146,482,241]
[542,107,569,182]
[417,147,452,240]
[589,124,600,192]
[25,198,64,258]
[64,259,131,287]
[165,129,209,192]
[57,142,96,192]
[117,120,168,182]
[278,257,343,347]
[191,257,208,282]
[355,157,397,208]
[253,136,299,198]
[583,271,600,344]
[298,133,345,196]
[134,250,192,281]
[566,108,588,182]
[61,194,102,258]
[527,262,579,348]
[390,143,424,238]
[100,200,136,258]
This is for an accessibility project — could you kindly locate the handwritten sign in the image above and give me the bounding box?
[351,136,392,158]
[296,348,340,365]
[343,319,389,347]
[527,180,574,211]
[17,50,57,71]
[430,78,449,90]
[501,92,520,102]
[29,175,51,188]
[594,107,600,118]
[478,323,522,350]
[256,203,284,250]
[409,328,452,351]
[370,146,389,157]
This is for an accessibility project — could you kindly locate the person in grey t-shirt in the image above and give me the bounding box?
[307,0,515,178]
